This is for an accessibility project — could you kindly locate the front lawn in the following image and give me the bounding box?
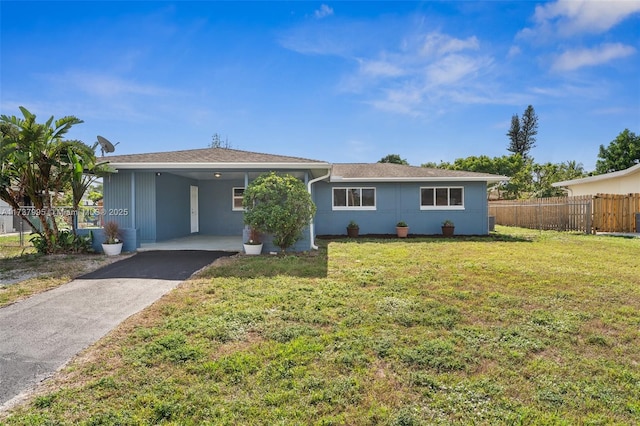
[3,227,639,424]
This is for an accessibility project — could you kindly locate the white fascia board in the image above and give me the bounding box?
[330,176,509,183]
[108,162,332,170]
[552,164,640,187]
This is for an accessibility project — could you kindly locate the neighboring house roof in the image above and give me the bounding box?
[552,163,640,187]
[331,163,508,183]
[104,147,330,169]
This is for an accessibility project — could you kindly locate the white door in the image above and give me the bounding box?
[190,185,199,233]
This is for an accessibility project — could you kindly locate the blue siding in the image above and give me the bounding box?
[155,173,197,241]
[135,172,156,243]
[104,171,156,244]
[199,179,245,236]
[103,171,132,229]
[313,181,489,235]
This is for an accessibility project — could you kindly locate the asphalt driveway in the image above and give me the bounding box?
[0,250,235,409]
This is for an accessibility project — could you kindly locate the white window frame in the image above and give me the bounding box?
[420,186,465,210]
[332,187,377,210]
[232,187,245,211]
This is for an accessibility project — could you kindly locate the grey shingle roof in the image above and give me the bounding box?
[102,148,506,182]
[331,163,507,182]
[104,147,327,164]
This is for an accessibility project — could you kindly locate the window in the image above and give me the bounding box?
[333,187,376,210]
[233,187,245,211]
[420,187,464,209]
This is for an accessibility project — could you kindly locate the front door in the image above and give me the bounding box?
[190,185,199,233]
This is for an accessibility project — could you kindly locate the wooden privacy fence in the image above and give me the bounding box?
[489,193,640,234]
[593,193,640,233]
[489,196,592,233]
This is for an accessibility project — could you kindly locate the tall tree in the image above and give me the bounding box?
[506,114,521,154]
[0,107,99,253]
[595,129,640,174]
[379,154,408,165]
[507,105,538,159]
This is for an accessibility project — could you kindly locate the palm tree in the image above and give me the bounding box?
[0,106,98,253]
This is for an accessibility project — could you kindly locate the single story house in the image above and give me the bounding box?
[552,163,640,197]
[99,147,507,252]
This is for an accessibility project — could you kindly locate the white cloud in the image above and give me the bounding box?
[28,71,181,123]
[369,85,424,116]
[552,43,636,71]
[524,0,640,37]
[36,71,175,100]
[426,54,489,87]
[282,17,503,116]
[507,45,521,58]
[347,31,492,115]
[358,59,405,78]
[314,4,334,19]
[68,73,174,98]
[420,33,479,56]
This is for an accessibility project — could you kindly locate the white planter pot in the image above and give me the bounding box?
[102,242,123,256]
[243,243,263,255]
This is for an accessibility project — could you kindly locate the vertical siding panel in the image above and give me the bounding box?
[102,172,132,229]
[135,172,156,243]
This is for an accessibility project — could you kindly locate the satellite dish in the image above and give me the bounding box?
[97,135,119,156]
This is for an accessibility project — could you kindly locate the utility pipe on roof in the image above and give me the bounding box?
[307,169,331,250]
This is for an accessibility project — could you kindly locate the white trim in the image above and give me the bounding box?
[552,163,640,187]
[232,187,245,211]
[332,187,377,210]
[333,206,377,211]
[420,186,465,209]
[420,206,465,211]
[307,170,332,250]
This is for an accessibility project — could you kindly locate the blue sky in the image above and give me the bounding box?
[1,1,639,171]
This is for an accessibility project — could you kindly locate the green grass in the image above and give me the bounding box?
[0,234,37,259]
[2,226,639,425]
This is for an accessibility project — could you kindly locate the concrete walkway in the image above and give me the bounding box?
[0,250,236,409]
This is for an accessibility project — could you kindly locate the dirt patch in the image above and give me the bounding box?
[0,253,136,308]
[0,253,133,286]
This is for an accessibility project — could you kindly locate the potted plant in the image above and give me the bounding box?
[441,219,455,237]
[243,227,263,255]
[396,220,409,238]
[346,220,359,238]
[102,221,123,255]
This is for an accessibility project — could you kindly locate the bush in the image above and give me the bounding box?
[30,230,93,254]
[242,172,316,252]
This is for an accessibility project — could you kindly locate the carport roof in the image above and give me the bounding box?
[104,147,329,168]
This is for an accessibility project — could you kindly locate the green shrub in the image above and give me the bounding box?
[243,172,316,252]
[30,230,93,254]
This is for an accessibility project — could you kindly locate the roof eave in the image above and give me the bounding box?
[552,163,640,187]
[330,176,509,183]
[108,162,332,170]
